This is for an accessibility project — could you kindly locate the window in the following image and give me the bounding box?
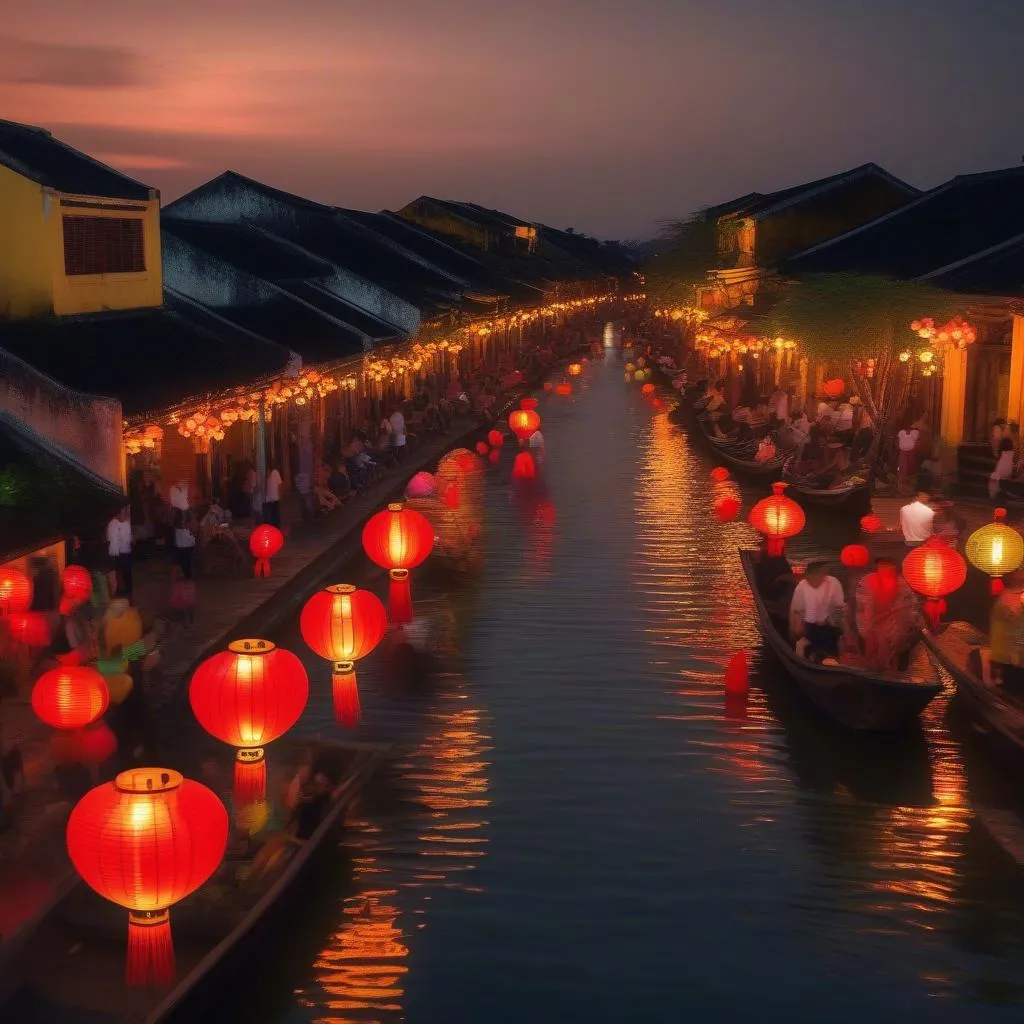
[62,216,145,276]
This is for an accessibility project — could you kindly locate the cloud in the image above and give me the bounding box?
[0,34,152,88]
[91,153,189,171]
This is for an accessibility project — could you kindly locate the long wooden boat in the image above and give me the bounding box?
[923,621,1024,772]
[781,455,871,512]
[2,740,390,1024]
[695,417,787,479]
[740,549,942,730]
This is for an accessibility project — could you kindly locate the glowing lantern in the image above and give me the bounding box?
[250,524,284,577]
[75,721,118,765]
[521,398,539,411]
[300,585,387,726]
[189,640,309,806]
[475,441,489,456]
[965,508,1024,595]
[8,611,51,649]
[748,482,806,556]
[840,544,870,568]
[714,497,740,522]
[362,503,435,624]
[567,363,582,376]
[641,383,655,396]
[405,471,436,499]
[0,567,32,616]
[60,565,92,614]
[710,467,730,483]
[509,408,541,444]
[902,536,967,629]
[724,651,749,694]
[512,452,536,480]
[543,382,554,392]
[66,768,228,986]
[487,429,504,448]
[32,666,109,730]
[555,382,573,396]
[822,378,845,399]
[860,514,883,534]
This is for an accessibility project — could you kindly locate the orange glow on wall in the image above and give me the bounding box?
[748,482,805,555]
[32,666,109,731]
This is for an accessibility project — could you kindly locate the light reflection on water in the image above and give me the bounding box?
[264,355,1024,1024]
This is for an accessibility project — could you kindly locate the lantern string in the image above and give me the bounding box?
[126,910,175,987]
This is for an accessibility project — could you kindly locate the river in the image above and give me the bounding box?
[246,350,1024,1023]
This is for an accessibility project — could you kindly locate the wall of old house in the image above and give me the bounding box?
[0,164,52,318]
[396,200,492,251]
[0,348,124,488]
[162,232,281,310]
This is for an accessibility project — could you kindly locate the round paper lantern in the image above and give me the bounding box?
[104,601,143,651]
[520,398,539,411]
[190,640,309,806]
[300,585,387,726]
[512,451,536,480]
[250,524,284,577]
[67,768,228,986]
[710,467,730,483]
[487,429,504,448]
[822,378,845,399]
[475,441,490,456]
[641,383,655,396]
[840,544,870,568]
[405,471,436,499]
[60,565,92,614]
[76,721,118,765]
[965,508,1024,594]
[748,482,806,556]
[0,567,32,617]
[860,514,883,534]
[509,408,541,444]
[362,503,435,624]
[714,497,740,523]
[32,666,109,730]
[8,611,51,649]
[567,363,582,376]
[902,536,967,628]
[555,382,573,396]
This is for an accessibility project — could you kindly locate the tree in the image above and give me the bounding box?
[643,215,718,307]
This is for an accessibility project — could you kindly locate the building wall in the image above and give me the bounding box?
[0,348,124,488]
[0,164,52,317]
[396,200,492,251]
[162,232,282,310]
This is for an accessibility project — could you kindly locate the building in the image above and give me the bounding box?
[396,196,538,255]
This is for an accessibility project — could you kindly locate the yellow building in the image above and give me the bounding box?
[0,119,162,319]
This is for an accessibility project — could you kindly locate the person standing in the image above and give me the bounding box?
[389,405,407,462]
[173,509,196,580]
[264,463,282,527]
[168,477,190,515]
[899,492,934,547]
[897,423,920,494]
[106,505,134,598]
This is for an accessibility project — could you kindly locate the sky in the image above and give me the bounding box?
[2,0,1023,240]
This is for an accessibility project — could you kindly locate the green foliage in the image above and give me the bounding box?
[644,216,718,306]
[761,273,964,361]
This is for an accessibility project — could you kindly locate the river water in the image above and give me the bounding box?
[254,352,1024,1023]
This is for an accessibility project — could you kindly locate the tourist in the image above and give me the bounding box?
[264,462,282,527]
[169,476,190,514]
[989,437,1015,501]
[173,508,196,580]
[985,569,1024,692]
[899,491,934,547]
[295,468,314,522]
[789,560,845,660]
[389,405,407,461]
[897,421,920,493]
[850,400,874,461]
[768,385,789,425]
[853,557,921,671]
[106,504,134,598]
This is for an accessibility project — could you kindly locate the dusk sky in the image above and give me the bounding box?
[3,0,1022,240]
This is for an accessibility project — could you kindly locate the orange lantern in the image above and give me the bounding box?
[487,429,504,448]
[66,768,228,986]
[568,362,582,376]
[748,482,806,556]
[249,524,284,577]
[965,508,1024,595]
[60,565,93,614]
[300,585,387,726]
[714,497,740,523]
[189,640,309,806]
[8,611,51,649]
[0,567,32,616]
[641,383,655,396]
[520,398,539,411]
[32,666,109,731]
[902,536,967,628]
[860,514,883,534]
[840,544,870,568]
[822,378,845,399]
[512,452,536,480]
[555,382,573,396]
[362,503,435,624]
[509,408,541,444]
[710,467,730,483]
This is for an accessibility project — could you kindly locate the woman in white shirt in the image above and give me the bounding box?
[897,426,920,492]
[264,464,283,527]
[990,438,1016,500]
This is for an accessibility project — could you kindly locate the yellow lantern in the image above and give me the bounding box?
[965,508,1024,595]
[104,673,134,707]
[103,600,143,652]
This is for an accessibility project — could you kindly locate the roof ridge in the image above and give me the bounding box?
[916,230,1024,281]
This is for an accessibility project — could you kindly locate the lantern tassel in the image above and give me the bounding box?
[765,538,784,557]
[992,578,1004,596]
[332,663,361,727]
[388,569,413,625]
[126,910,175,987]
[233,750,266,807]
[924,598,943,631]
[254,557,271,578]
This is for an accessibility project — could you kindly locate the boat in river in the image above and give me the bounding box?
[740,549,943,731]
[695,416,786,479]
[781,455,871,513]
[1,740,390,1024]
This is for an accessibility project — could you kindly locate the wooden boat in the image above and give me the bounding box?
[740,549,942,730]
[2,740,390,1024]
[695,417,787,479]
[923,621,1024,772]
[781,455,871,512]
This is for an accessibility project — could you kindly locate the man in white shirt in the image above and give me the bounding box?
[106,504,134,598]
[169,478,190,514]
[264,464,283,526]
[789,560,845,659]
[389,407,407,460]
[900,492,934,547]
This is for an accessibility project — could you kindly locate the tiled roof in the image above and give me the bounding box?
[281,281,402,341]
[0,119,153,200]
[917,232,1024,296]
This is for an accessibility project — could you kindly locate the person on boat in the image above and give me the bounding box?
[899,491,934,547]
[984,569,1024,692]
[789,560,846,661]
[853,557,921,672]
[768,385,789,426]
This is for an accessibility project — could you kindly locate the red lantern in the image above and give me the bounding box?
[748,482,806,556]
[475,441,489,456]
[710,467,730,483]
[8,611,51,649]
[300,585,387,726]
[520,398,539,411]
[512,452,536,480]
[67,768,228,986]
[249,524,283,577]
[75,721,118,765]
[860,514,883,534]
[840,544,870,568]
[714,497,740,523]
[362,503,435,624]
[509,408,541,443]
[487,429,504,448]
[555,382,573,396]
[902,536,967,629]
[822,378,845,399]
[32,666,109,730]
[60,565,93,614]
[0,567,32,616]
[641,383,655,396]
[724,651,749,694]
[189,640,308,806]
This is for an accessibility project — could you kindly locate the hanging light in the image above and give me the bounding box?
[361,504,435,624]
[860,514,883,534]
[0,567,32,617]
[710,467,730,483]
[60,565,92,614]
[902,536,967,629]
[32,666,109,731]
[965,508,1024,595]
[249,524,284,577]
[508,409,541,444]
[840,544,870,568]
[748,483,806,556]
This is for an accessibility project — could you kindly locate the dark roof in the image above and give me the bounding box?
[167,169,333,217]
[0,410,124,563]
[0,302,290,418]
[538,226,633,275]
[279,281,403,341]
[407,196,531,234]
[783,166,1024,279]
[919,232,1024,296]
[0,120,153,200]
